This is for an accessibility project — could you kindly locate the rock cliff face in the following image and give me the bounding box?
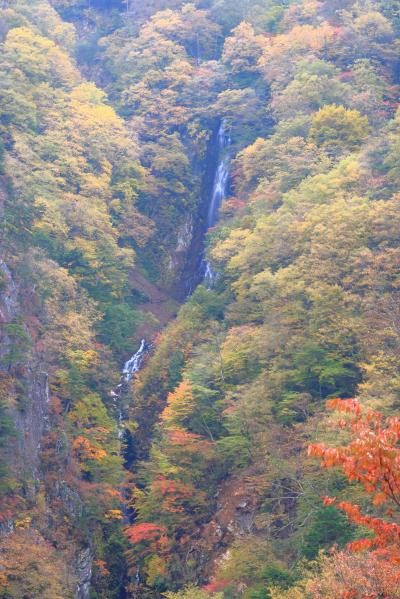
[0,259,48,486]
[0,261,94,597]
[199,469,265,579]
[76,546,94,599]
[166,214,194,293]
[0,172,49,500]
[0,174,93,596]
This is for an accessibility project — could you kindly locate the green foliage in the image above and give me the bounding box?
[164,587,223,599]
[0,403,14,448]
[217,433,251,468]
[379,0,400,34]
[301,506,354,560]
[382,107,400,184]
[1,319,31,369]
[98,2,224,281]
[97,302,142,355]
[287,343,360,398]
[0,18,145,325]
[271,60,350,122]
[0,400,17,494]
[210,0,292,33]
[260,564,296,589]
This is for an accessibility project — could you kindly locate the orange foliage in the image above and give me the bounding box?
[151,476,193,497]
[0,529,74,597]
[219,197,247,217]
[125,523,167,545]
[203,579,230,592]
[150,476,196,513]
[104,509,124,520]
[168,428,201,446]
[309,399,400,563]
[49,396,63,416]
[72,436,107,461]
[105,488,123,499]
[260,23,337,69]
[166,427,214,460]
[161,380,193,425]
[94,559,110,577]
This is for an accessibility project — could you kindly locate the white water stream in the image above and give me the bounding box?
[112,120,231,430]
[204,119,231,285]
[122,339,146,382]
[111,339,147,439]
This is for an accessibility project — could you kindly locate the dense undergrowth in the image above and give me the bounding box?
[0,0,400,598]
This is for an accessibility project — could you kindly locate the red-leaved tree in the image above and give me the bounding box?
[308,398,400,562]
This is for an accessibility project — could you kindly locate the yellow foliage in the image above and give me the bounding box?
[145,554,167,586]
[73,436,107,461]
[161,380,194,427]
[4,26,78,88]
[309,105,370,151]
[14,516,32,530]
[0,530,75,598]
[104,509,124,520]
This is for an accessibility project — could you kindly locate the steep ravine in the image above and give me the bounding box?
[95,118,235,598]
[118,118,232,460]
[114,119,228,375]
[124,125,238,598]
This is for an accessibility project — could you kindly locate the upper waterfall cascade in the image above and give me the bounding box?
[115,122,231,416]
[204,119,231,284]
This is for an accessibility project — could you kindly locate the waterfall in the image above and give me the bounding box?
[122,339,146,382]
[207,120,231,228]
[204,119,231,285]
[111,339,147,439]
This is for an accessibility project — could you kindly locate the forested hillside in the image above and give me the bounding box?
[0,0,400,598]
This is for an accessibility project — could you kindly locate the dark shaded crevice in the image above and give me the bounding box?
[179,123,222,297]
